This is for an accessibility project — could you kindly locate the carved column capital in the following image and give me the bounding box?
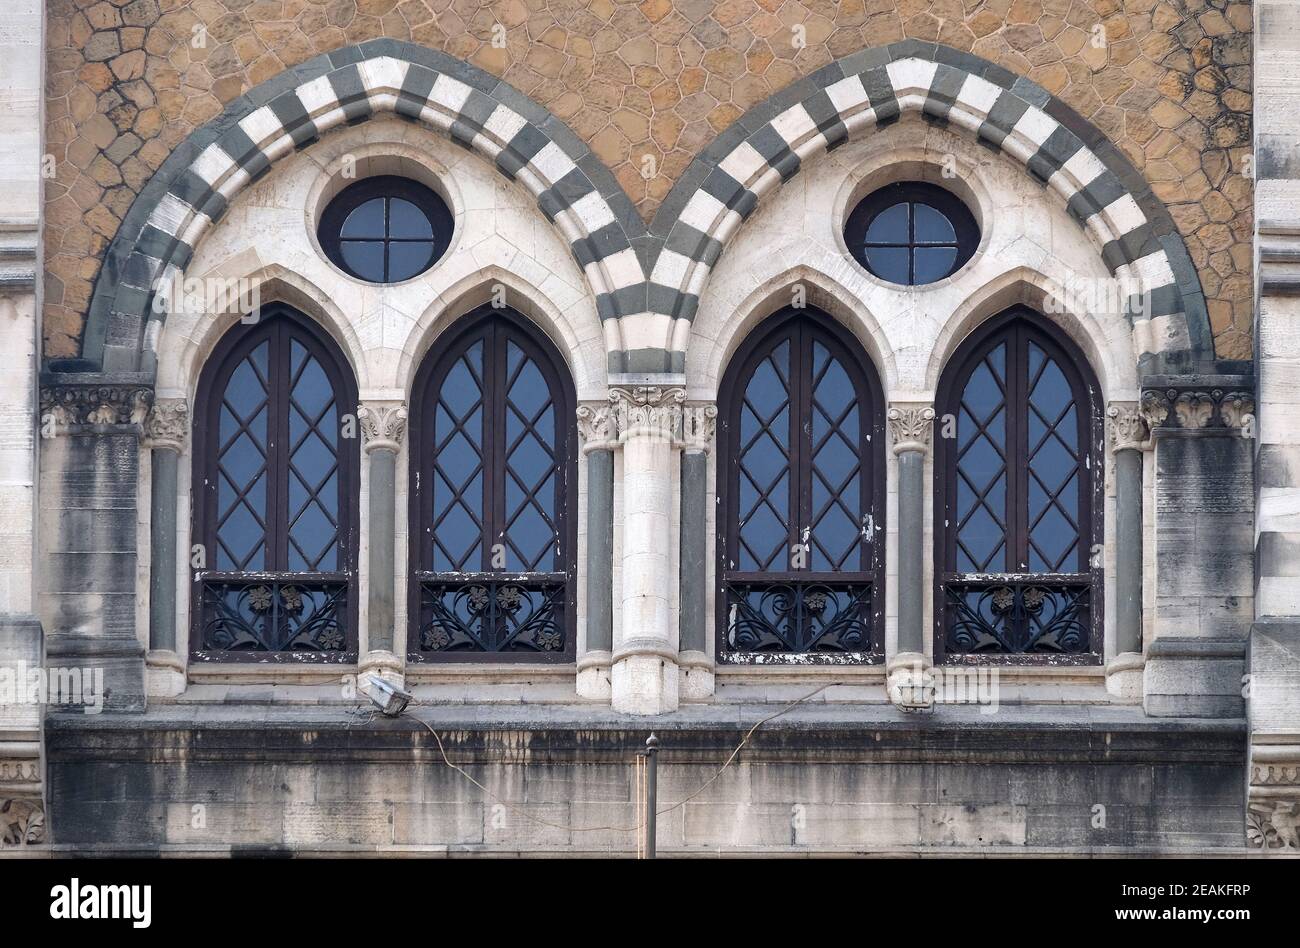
[1106,401,1148,453]
[145,398,189,453]
[358,403,407,454]
[680,403,717,454]
[39,380,153,437]
[609,385,686,442]
[887,404,935,455]
[576,401,616,454]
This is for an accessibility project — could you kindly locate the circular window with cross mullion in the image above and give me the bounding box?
[318,175,454,284]
[844,181,978,286]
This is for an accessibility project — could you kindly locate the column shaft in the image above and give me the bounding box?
[1114,447,1143,657]
[586,448,614,653]
[367,447,397,653]
[148,448,179,653]
[896,449,925,656]
[678,450,707,654]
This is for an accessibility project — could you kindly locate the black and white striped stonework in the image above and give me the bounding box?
[645,40,1212,378]
[83,39,1215,381]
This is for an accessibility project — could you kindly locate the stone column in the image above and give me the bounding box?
[0,0,47,849]
[144,399,188,697]
[38,379,153,713]
[1141,383,1254,719]
[610,385,684,715]
[1249,3,1300,848]
[1104,402,1149,700]
[678,402,717,701]
[886,405,935,709]
[576,401,615,700]
[358,403,406,686]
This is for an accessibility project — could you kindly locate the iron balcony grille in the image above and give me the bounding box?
[720,573,880,663]
[412,572,569,661]
[940,573,1098,664]
[194,573,352,661]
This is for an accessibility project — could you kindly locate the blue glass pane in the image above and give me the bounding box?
[865,246,910,283]
[340,241,385,282]
[914,246,958,283]
[865,202,908,243]
[914,202,956,243]
[387,241,434,282]
[341,198,385,238]
[389,198,434,239]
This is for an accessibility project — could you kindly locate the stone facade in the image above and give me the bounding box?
[0,1,1292,856]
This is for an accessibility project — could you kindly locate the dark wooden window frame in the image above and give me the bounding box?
[933,306,1105,665]
[191,304,361,663]
[408,305,578,664]
[716,306,887,663]
[318,175,454,284]
[844,181,979,286]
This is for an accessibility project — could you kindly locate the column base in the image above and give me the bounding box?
[145,649,186,698]
[359,650,404,690]
[678,649,714,701]
[1143,637,1245,718]
[1105,651,1144,702]
[611,647,679,715]
[576,650,612,701]
[887,652,934,710]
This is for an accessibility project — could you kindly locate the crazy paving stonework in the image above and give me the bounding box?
[43,0,1253,360]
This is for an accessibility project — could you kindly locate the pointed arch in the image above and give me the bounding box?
[82,40,646,374]
[650,41,1213,378]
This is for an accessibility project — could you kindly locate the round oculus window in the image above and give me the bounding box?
[318,175,453,284]
[844,182,978,286]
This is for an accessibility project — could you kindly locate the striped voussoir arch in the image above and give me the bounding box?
[646,40,1214,377]
[83,39,650,374]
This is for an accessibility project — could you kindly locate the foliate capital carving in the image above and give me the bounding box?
[887,405,935,455]
[1106,402,1148,453]
[357,403,407,454]
[609,385,686,442]
[680,403,717,454]
[0,798,44,847]
[576,402,615,452]
[39,382,153,436]
[1247,798,1300,850]
[146,398,189,452]
[1138,384,1255,436]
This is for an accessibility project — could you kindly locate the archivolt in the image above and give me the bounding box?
[647,40,1213,378]
[83,40,646,374]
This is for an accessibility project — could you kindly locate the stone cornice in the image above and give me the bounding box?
[887,404,935,455]
[0,225,38,293]
[145,398,188,453]
[1259,221,1300,297]
[357,403,407,454]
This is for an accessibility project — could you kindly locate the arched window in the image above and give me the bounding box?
[409,306,576,662]
[192,305,359,661]
[717,308,885,661]
[935,307,1103,663]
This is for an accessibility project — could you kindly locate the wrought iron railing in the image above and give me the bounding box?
[412,572,568,659]
[941,574,1096,662]
[720,574,878,662]
[194,574,351,660]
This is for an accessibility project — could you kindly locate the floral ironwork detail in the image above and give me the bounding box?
[722,580,874,658]
[415,575,566,656]
[197,579,349,656]
[944,578,1092,657]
